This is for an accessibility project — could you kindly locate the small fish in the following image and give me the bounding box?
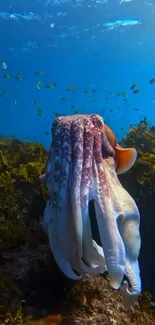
[104,96,108,100]
[92,89,97,93]
[71,105,75,109]
[134,107,139,111]
[84,88,89,93]
[35,71,44,75]
[4,72,10,79]
[74,109,81,114]
[149,78,155,84]
[66,86,76,92]
[45,83,57,88]
[117,91,127,97]
[117,92,123,97]
[36,80,42,90]
[34,100,38,105]
[60,97,67,101]
[130,84,136,90]
[37,108,44,116]
[133,89,141,94]
[15,73,22,80]
[1,61,7,69]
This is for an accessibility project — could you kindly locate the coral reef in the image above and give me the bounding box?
[0,129,155,325]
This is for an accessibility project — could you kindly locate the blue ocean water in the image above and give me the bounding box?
[0,0,154,149]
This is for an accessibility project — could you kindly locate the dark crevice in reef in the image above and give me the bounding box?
[89,200,102,247]
[0,119,155,324]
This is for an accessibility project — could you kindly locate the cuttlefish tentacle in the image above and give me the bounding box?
[79,120,95,267]
[91,128,126,289]
[70,118,84,261]
[103,157,141,304]
[118,210,141,307]
[44,200,82,280]
[69,117,104,273]
[55,119,73,260]
[79,118,106,273]
[121,261,141,308]
[44,119,82,279]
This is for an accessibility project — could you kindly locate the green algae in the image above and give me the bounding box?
[120,117,155,189]
[0,137,47,251]
[0,304,31,325]
[0,132,155,325]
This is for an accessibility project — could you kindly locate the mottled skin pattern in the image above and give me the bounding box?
[43,114,141,308]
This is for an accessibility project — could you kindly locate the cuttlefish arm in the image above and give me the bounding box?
[43,200,82,280]
[92,154,141,306]
[118,208,141,307]
[93,121,141,304]
[104,124,141,305]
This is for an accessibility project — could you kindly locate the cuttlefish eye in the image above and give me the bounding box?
[104,124,137,175]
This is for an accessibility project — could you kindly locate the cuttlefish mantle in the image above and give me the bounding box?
[41,114,141,308]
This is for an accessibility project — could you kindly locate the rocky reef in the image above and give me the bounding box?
[0,119,155,325]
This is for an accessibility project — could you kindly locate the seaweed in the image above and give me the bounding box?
[0,133,155,325]
[0,137,48,251]
[120,117,155,190]
[0,304,31,325]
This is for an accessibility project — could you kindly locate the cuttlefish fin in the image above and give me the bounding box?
[115,144,137,175]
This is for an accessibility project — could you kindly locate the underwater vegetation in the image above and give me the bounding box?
[0,137,48,250]
[0,118,155,324]
[121,117,155,188]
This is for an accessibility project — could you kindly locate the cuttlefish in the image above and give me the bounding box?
[41,114,141,308]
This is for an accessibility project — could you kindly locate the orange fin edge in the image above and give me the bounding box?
[115,144,137,175]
